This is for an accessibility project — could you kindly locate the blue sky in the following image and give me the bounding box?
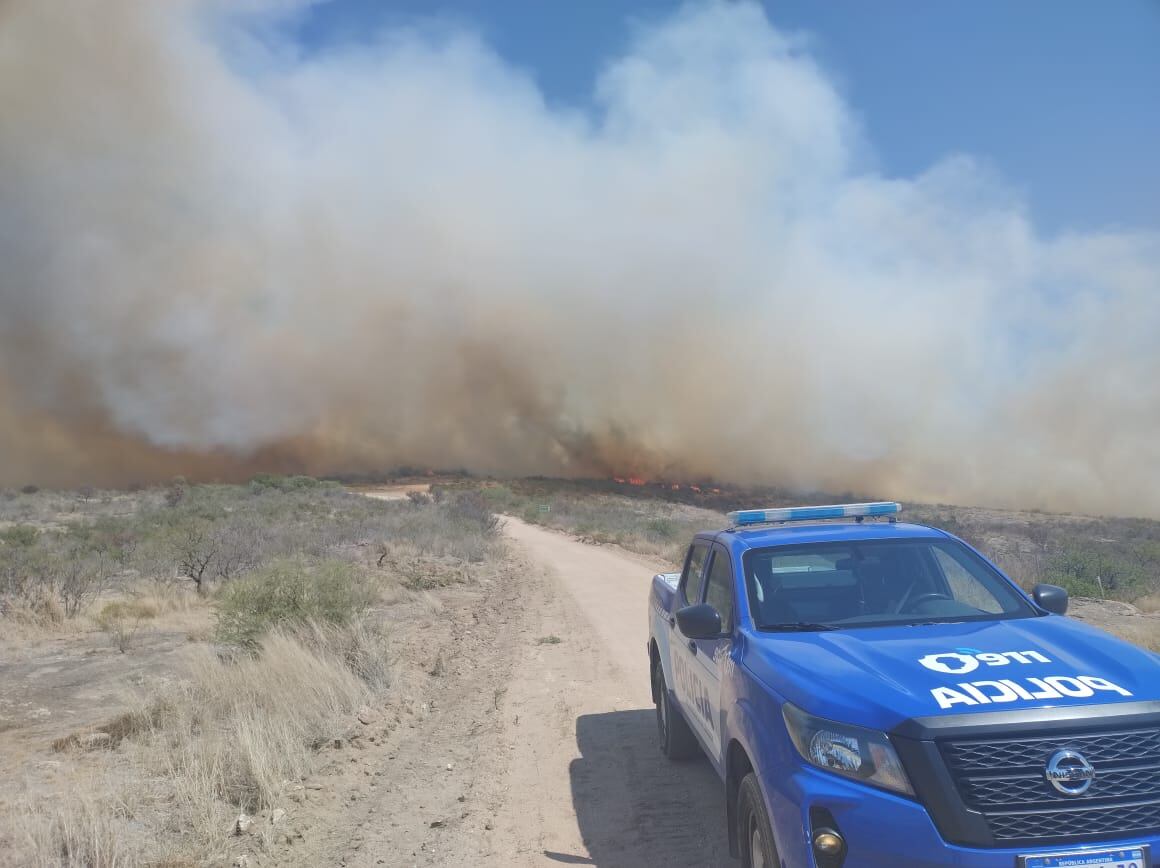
[292,1,1159,236]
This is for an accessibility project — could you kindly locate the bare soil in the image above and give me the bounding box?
[349,484,434,502]
[1067,596,1160,650]
[0,614,210,816]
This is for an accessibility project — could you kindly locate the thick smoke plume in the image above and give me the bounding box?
[1,1,1158,514]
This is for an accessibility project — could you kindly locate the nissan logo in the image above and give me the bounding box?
[1045,749,1096,796]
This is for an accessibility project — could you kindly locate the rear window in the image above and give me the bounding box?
[681,542,709,605]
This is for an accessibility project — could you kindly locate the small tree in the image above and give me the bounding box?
[176,526,218,594]
[214,518,261,583]
[0,525,44,603]
[56,551,109,618]
[164,476,187,508]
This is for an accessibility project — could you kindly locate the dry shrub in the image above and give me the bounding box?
[15,791,134,868]
[1,592,64,628]
[301,617,391,692]
[382,549,469,591]
[139,582,201,615]
[156,625,376,817]
[96,599,159,653]
[98,599,159,621]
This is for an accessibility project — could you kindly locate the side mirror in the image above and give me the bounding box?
[676,603,723,639]
[1033,583,1069,615]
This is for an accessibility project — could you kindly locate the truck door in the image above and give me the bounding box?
[690,544,735,766]
[671,541,712,744]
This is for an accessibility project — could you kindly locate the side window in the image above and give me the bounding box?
[681,542,710,605]
[704,550,735,632]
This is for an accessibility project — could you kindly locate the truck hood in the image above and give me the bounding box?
[743,614,1160,731]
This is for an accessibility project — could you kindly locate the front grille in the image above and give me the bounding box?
[960,766,1160,807]
[943,728,1160,774]
[987,800,1160,841]
[939,726,1160,844]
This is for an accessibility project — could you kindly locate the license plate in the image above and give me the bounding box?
[1019,845,1151,868]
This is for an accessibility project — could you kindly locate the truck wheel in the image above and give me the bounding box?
[653,661,699,760]
[737,773,778,868]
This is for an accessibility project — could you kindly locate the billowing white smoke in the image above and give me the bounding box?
[1,1,1157,514]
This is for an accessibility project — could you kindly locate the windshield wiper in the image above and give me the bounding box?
[763,622,842,632]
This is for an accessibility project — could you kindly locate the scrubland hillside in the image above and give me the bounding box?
[0,480,507,866]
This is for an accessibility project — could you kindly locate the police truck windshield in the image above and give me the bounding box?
[743,538,1038,631]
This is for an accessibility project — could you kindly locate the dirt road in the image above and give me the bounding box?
[491,518,730,867]
[278,517,730,867]
[350,483,433,502]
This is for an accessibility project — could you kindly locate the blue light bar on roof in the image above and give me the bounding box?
[727,501,901,526]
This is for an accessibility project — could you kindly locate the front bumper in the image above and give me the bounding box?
[765,764,1160,868]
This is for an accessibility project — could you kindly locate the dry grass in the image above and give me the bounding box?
[10,619,389,865]
[1099,618,1160,653]
[0,594,69,644]
[161,625,378,811]
[0,586,209,657]
[16,791,136,868]
[1135,593,1160,615]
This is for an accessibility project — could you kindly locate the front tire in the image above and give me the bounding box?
[737,772,778,868]
[653,661,699,760]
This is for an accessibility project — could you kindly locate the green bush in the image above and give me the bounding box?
[249,474,320,493]
[445,492,501,535]
[215,559,377,650]
[1,525,39,547]
[479,484,523,512]
[1046,547,1150,599]
[645,517,678,540]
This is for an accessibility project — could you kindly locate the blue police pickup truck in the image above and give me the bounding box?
[647,502,1160,868]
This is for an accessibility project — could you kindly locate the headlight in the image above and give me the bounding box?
[782,702,914,797]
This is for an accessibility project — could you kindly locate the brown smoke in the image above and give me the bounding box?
[2,1,1158,514]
